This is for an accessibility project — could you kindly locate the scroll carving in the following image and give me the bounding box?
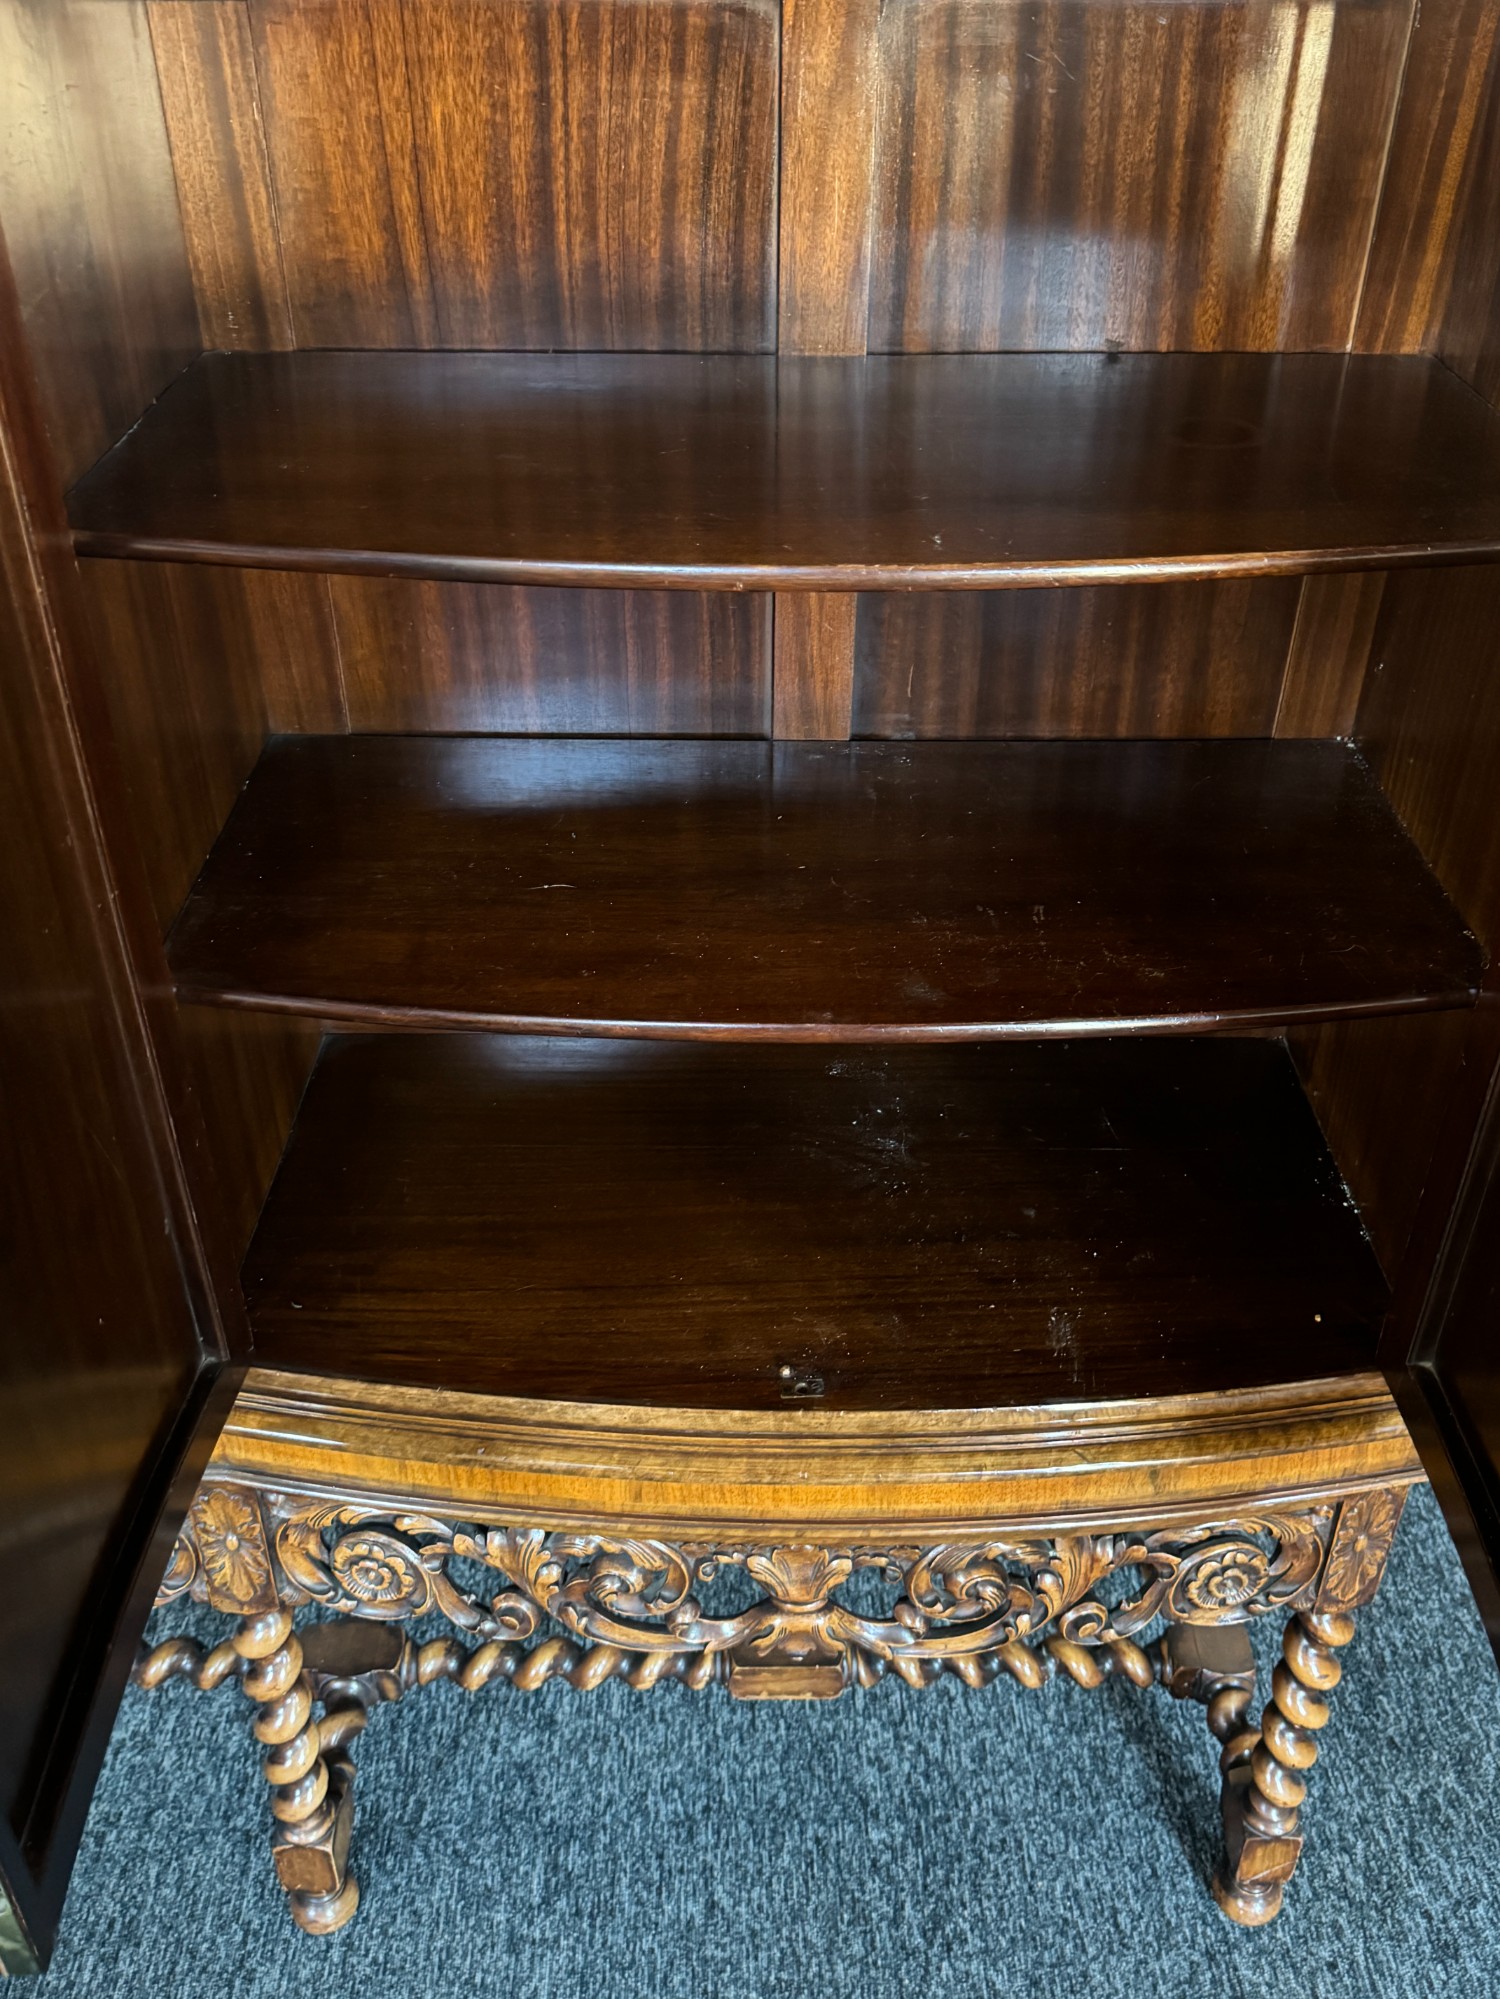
[156,1484,1347,1691]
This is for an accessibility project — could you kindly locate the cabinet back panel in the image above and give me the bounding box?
[867,0,1413,353]
[143,0,1500,365]
[852,579,1301,738]
[329,579,770,734]
[149,0,778,351]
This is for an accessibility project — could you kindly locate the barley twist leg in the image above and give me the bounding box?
[234,1609,360,1936]
[1213,1608,1356,1927]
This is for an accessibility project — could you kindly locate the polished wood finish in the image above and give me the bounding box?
[149,0,777,353]
[772,593,857,739]
[776,0,880,356]
[0,0,198,485]
[216,1366,1422,1537]
[0,194,215,1967]
[1274,574,1387,740]
[866,0,1413,355]
[1356,0,1500,356]
[67,350,1500,590]
[146,1,295,352]
[242,1033,1389,1411]
[329,579,768,736]
[9,0,1500,1953]
[853,579,1302,739]
[167,735,1481,1039]
[1361,566,1500,951]
[1292,564,1500,1279]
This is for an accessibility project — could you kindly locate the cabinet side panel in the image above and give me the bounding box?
[77,560,332,1251]
[1355,0,1500,353]
[0,0,199,484]
[1295,563,1500,1296]
[0,222,224,1962]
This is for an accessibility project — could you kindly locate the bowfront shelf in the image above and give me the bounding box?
[67,349,1500,589]
[167,735,1481,1039]
[243,1033,1388,1409]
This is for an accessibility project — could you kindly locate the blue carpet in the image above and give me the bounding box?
[31,1483,1499,1998]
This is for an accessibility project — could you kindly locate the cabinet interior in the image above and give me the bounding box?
[3,0,1500,1410]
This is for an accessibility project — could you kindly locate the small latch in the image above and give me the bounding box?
[778,1363,826,1402]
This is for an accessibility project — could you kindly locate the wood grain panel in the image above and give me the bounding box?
[1274,572,1385,738]
[147,1,295,349]
[245,0,422,345]
[398,0,776,348]
[853,580,1301,738]
[1291,1010,1473,1279]
[0,0,199,484]
[78,561,268,933]
[329,579,768,734]
[1355,0,1500,355]
[251,572,347,732]
[1297,565,1500,1295]
[1359,565,1500,955]
[177,1005,321,1259]
[1434,49,1500,411]
[778,0,880,354]
[868,0,1413,353]
[773,593,857,738]
[240,0,776,349]
[72,556,335,1271]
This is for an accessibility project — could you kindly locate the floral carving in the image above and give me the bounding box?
[154,1484,1379,1692]
[329,1531,429,1611]
[1319,1487,1408,1611]
[191,1489,273,1608]
[1180,1546,1271,1613]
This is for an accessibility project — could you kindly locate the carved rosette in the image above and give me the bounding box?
[151,1484,1386,1689]
[1316,1486,1408,1612]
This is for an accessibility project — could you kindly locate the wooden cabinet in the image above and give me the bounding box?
[3,0,1500,1968]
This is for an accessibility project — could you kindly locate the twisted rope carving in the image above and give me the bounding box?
[389,1627,1157,1695]
[137,1623,1157,1701]
[132,1635,245,1693]
[234,1610,360,1936]
[1214,1609,1356,1926]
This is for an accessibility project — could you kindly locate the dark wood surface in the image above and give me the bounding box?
[853,580,1303,740]
[67,349,1500,589]
[0,0,199,485]
[245,1034,1390,1409]
[148,0,778,352]
[866,0,1412,355]
[168,735,1482,1040]
[328,579,770,735]
[0,207,211,1966]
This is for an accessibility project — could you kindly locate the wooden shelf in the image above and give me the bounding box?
[67,350,1500,589]
[168,736,1481,1040]
[243,1034,1389,1410]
